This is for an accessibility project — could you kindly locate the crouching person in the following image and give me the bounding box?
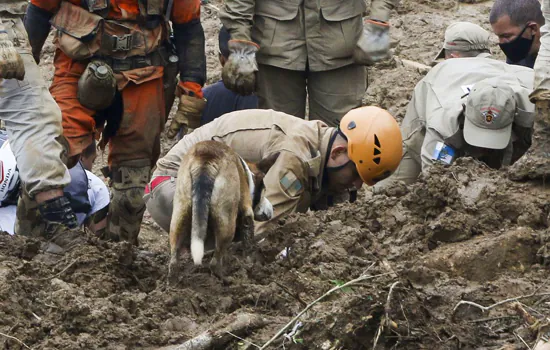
[374,51,535,191]
[0,138,110,238]
[145,107,403,238]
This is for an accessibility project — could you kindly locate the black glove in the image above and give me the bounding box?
[37,196,79,229]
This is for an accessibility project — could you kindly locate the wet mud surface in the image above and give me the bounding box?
[2,1,549,349]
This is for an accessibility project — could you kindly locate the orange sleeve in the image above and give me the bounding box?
[178,81,203,99]
[30,0,63,13]
[171,0,201,24]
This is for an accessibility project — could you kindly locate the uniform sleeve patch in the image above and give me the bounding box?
[280,171,303,197]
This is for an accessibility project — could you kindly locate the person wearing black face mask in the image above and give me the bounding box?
[508,0,550,183]
[490,0,544,68]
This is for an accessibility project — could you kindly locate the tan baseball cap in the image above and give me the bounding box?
[435,22,491,60]
[463,78,517,150]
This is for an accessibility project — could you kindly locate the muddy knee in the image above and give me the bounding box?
[107,160,151,246]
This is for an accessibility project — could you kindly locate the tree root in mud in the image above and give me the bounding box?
[453,292,550,314]
[163,312,270,350]
[260,272,392,349]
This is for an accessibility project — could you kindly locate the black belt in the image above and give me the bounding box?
[93,46,171,73]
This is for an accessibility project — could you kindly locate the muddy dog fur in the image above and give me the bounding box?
[168,140,279,282]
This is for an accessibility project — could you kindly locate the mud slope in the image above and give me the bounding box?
[2,158,549,349]
[3,0,549,349]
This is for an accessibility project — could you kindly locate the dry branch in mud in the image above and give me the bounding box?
[454,293,550,314]
[157,313,270,350]
[260,272,393,349]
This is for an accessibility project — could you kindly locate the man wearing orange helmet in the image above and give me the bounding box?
[144,107,402,236]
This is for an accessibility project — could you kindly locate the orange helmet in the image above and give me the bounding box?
[339,106,403,186]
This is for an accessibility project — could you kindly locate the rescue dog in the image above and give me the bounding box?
[168,140,280,282]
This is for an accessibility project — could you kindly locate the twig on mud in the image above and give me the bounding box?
[432,325,443,342]
[372,324,383,350]
[361,262,377,276]
[468,316,520,324]
[400,302,410,336]
[451,172,459,182]
[514,330,533,350]
[259,272,392,350]
[273,281,308,308]
[373,281,401,349]
[534,295,550,307]
[445,335,457,343]
[515,302,540,323]
[385,282,401,321]
[531,275,550,296]
[523,302,549,319]
[453,293,550,314]
[0,331,31,349]
[531,276,550,308]
[35,258,80,281]
[380,259,399,279]
[225,331,261,349]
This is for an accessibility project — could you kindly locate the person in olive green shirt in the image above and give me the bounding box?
[218,0,399,127]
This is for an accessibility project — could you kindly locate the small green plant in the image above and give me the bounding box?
[330,279,354,293]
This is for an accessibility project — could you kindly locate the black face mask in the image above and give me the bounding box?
[499,24,535,63]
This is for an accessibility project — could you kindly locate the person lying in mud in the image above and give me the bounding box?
[0,135,110,239]
[145,107,402,237]
[374,22,535,190]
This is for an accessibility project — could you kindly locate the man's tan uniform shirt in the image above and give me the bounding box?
[219,0,399,72]
[379,55,535,186]
[154,109,334,232]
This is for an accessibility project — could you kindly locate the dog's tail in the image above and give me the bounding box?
[190,164,216,265]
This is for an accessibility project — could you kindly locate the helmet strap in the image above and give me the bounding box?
[326,160,352,173]
[325,129,352,169]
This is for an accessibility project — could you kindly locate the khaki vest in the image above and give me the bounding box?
[50,1,169,61]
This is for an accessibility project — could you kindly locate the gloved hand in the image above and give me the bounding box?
[222,40,259,96]
[166,82,206,139]
[0,31,25,80]
[353,19,391,66]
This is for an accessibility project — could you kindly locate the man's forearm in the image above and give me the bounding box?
[219,0,255,41]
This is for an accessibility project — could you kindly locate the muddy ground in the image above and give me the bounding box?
[2,0,550,349]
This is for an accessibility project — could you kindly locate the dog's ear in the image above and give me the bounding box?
[256,152,281,175]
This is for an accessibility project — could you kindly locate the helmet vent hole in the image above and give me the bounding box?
[373,157,381,165]
[374,148,381,156]
[374,134,381,148]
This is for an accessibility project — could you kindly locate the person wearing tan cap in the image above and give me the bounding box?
[374,42,535,190]
[433,22,492,61]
